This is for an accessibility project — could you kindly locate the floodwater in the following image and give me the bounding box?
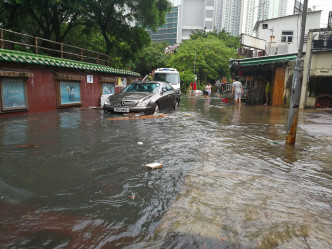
[0,95,331,249]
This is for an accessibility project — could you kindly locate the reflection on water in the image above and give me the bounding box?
[0,96,331,248]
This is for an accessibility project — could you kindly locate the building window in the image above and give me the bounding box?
[58,81,81,106]
[206,0,214,6]
[206,10,213,18]
[263,24,268,29]
[0,78,28,111]
[281,31,293,43]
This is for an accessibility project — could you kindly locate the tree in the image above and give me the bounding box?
[0,0,172,67]
[82,0,172,63]
[0,0,84,42]
[179,71,195,93]
[133,41,170,76]
[169,32,237,83]
[190,29,240,50]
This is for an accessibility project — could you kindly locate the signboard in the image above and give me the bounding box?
[60,81,81,104]
[241,33,266,50]
[87,75,94,83]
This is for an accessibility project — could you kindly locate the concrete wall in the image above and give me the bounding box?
[310,52,332,77]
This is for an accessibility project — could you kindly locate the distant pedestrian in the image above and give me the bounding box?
[215,79,221,95]
[264,80,271,105]
[205,83,212,98]
[231,77,243,105]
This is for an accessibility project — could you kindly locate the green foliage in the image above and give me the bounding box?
[169,31,238,83]
[0,0,171,67]
[179,71,196,93]
[133,41,170,76]
[0,1,240,75]
[81,0,171,63]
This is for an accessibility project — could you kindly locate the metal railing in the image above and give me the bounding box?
[0,28,110,66]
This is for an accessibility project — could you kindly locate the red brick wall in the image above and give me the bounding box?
[0,62,134,117]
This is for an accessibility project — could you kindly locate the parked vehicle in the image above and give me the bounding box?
[103,81,180,115]
[153,68,181,93]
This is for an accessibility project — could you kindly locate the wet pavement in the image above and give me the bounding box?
[0,94,331,248]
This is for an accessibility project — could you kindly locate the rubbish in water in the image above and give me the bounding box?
[222,98,229,104]
[138,142,143,145]
[129,194,137,200]
[145,163,163,169]
[12,145,40,148]
[124,113,141,117]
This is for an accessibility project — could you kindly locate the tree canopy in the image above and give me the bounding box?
[133,41,170,77]
[169,30,239,84]
[0,0,172,67]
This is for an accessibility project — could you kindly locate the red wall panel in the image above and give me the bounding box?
[0,62,135,117]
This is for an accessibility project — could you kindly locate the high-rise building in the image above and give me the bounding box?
[257,0,288,21]
[215,0,242,36]
[146,6,179,45]
[147,0,289,44]
[179,0,215,41]
[240,0,260,35]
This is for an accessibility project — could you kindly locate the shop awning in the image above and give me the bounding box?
[238,54,297,66]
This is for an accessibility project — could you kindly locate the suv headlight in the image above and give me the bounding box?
[136,99,150,107]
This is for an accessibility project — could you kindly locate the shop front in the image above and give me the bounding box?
[230,54,297,106]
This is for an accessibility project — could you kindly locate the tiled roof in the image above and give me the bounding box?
[0,49,140,77]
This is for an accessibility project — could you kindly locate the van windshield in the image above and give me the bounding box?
[154,73,179,85]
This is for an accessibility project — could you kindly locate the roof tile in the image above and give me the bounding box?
[0,49,140,77]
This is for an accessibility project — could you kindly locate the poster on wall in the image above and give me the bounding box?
[122,78,127,88]
[2,79,27,109]
[117,77,122,87]
[102,83,115,95]
[60,81,81,104]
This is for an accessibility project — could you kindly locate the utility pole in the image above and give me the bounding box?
[194,50,196,74]
[286,0,308,144]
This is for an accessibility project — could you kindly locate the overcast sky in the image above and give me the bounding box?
[171,0,331,27]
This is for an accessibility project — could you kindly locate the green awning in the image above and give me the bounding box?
[238,54,297,66]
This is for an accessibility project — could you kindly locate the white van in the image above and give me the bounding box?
[153,68,181,93]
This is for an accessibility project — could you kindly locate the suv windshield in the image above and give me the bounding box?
[154,73,179,85]
[123,83,160,93]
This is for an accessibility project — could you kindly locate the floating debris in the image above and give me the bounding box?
[137,142,143,145]
[222,98,229,104]
[12,145,40,148]
[107,114,168,121]
[145,163,163,169]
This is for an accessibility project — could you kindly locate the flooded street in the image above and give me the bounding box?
[1,95,332,248]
